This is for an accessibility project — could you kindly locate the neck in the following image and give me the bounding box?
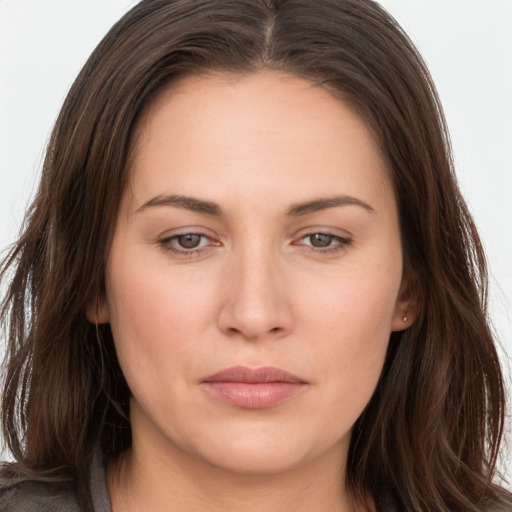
[107,442,368,512]
[106,403,374,512]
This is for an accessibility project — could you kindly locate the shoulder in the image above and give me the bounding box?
[0,476,80,512]
[373,477,512,512]
[0,449,111,512]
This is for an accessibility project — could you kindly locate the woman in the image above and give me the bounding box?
[0,0,510,510]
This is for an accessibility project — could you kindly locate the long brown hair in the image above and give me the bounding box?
[1,0,510,510]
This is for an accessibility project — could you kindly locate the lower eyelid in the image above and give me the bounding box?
[301,242,351,254]
[158,231,351,256]
[158,232,223,257]
[159,241,211,258]
[287,237,351,259]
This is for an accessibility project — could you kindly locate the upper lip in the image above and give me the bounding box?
[202,366,307,384]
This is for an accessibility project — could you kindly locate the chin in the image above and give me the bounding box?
[201,444,311,476]
[184,425,349,477]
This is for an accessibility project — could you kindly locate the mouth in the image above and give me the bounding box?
[200,366,308,409]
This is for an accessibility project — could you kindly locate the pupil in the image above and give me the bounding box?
[178,234,201,249]
[311,234,332,247]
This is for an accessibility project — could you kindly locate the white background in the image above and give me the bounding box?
[1,0,511,476]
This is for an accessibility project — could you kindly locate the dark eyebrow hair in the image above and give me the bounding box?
[136,194,374,217]
[286,196,375,216]
[136,194,222,216]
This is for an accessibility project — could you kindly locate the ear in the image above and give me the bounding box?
[86,295,109,325]
[391,273,419,332]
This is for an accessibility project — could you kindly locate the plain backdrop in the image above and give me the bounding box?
[1,0,511,476]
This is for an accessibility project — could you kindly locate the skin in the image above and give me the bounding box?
[89,71,414,511]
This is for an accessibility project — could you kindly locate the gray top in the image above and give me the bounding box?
[0,460,401,512]
[1,453,511,511]
[0,450,111,512]
[0,455,395,512]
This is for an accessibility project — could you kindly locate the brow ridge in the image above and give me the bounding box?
[136,193,374,217]
[286,196,375,216]
[136,194,222,216]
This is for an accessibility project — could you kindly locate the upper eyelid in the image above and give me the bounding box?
[163,231,210,240]
[158,227,216,240]
[158,229,352,241]
[299,230,351,238]
[296,233,352,246]
[157,228,352,248]
[295,227,353,240]
[158,233,217,257]
[162,232,214,246]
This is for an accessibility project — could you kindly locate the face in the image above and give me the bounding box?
[90,71,411,477]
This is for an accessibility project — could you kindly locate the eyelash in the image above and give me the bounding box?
[158,231,352,257]
[296,232,353,254]
[159,232,216,257]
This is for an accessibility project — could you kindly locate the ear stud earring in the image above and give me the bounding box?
[403,316,408,323]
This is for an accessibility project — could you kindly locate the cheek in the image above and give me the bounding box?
[296,257,401,399]
[299,257,401,338]
[104,249,218,389]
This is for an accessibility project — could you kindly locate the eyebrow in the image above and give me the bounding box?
[136,194,222,216]
[135,194,374,217]
[286,196,375,216]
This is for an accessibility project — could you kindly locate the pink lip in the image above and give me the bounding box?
[200,366,308,409]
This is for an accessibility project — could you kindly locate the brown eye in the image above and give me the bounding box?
[177,234,202,249]
[309,233,333,247]
[159,232,219,256]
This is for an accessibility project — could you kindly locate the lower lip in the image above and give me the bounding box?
[201,382,307,409]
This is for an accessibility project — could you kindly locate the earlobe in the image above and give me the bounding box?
[86,296,109,325]
[391,275,419,332]
[391,311,413,332]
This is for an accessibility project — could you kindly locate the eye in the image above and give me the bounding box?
[159,231,218,256]
[175,233,204,249]
[306,233,335,248]
[295,231,352,254]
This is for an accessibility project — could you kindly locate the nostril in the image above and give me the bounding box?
[216,278,294,340]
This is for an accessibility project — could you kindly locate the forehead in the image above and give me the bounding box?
[126,70,394,214]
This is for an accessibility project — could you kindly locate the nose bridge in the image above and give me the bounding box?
[218,239,292,340]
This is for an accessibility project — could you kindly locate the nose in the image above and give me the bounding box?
[217,249,294,341]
